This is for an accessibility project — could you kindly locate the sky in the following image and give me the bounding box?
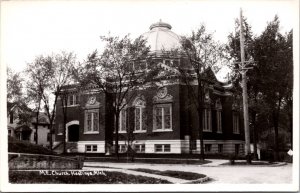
[0,0,297,75]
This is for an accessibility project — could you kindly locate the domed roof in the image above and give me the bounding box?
[141,20,181,53]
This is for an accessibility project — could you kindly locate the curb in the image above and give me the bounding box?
[183,176,210,184]
[218,161,288,167]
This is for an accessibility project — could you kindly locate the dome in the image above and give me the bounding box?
[141,20,181,53]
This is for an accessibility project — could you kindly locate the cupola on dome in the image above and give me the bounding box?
[141,20,181,53]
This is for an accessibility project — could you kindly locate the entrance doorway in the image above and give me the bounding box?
[68,125,79,142]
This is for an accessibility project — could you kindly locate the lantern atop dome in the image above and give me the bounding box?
[149,19,172,30]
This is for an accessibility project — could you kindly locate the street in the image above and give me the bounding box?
[84,161,293,184]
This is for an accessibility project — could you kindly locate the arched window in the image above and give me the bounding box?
[132,97,146,132]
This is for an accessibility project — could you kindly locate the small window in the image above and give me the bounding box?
[155,144,171,152]
[68,94,79,106]
[164,144,171,152]
[155,144,163,152]
[8,129,11,136]
[92,145,97,152]
[86,145,97,152]
[86,145,91,152]
[134,144,145,153]
[205,144,212,152]
[118,144,127,153]
[218,144,223,153]
[34,132,37,141]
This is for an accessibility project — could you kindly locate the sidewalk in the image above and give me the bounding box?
[203,159,228,166]
[83,166,191,183]
[83,161,292,184]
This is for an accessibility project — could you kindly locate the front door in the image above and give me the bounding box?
[68,125,79,142]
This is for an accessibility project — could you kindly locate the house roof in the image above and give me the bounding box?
[31,112,50,124]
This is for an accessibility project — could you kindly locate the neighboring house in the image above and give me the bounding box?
[7,102,51,147]
[31,112,52,147]
[54,21,245,155]
[7,102,31,141]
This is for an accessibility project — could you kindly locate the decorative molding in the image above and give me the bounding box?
[232,100,239,110]
[153,87,173,103]
[85,95,101,109]
[132,95,146,106]
[204,89,211,104]
[215,98,222,110]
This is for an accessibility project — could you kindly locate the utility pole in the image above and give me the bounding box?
[239,8,251,163]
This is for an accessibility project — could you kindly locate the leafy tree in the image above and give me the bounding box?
[252,16,293,160]
[7,67,24,103]
[25,52,75,149]
[75,35,158,159]
[172,24,228,160]
[227,16,262,159]
[25,56,53,144]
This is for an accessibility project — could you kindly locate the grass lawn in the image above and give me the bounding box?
[9,170,171,184]
[130,168,206,180]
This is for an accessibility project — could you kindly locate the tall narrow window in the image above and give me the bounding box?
[215,99,222,133]
[216,111,222,133]
[85,110,99,133]
[203,109,212,132]
[119,109,127,132]
[233,112,240,134]
[153,104,172,131]
[93,112,99,132]
[133,97,146,132]
[155,107,163,130]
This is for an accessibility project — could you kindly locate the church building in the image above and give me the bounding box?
[54,21,245,155]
